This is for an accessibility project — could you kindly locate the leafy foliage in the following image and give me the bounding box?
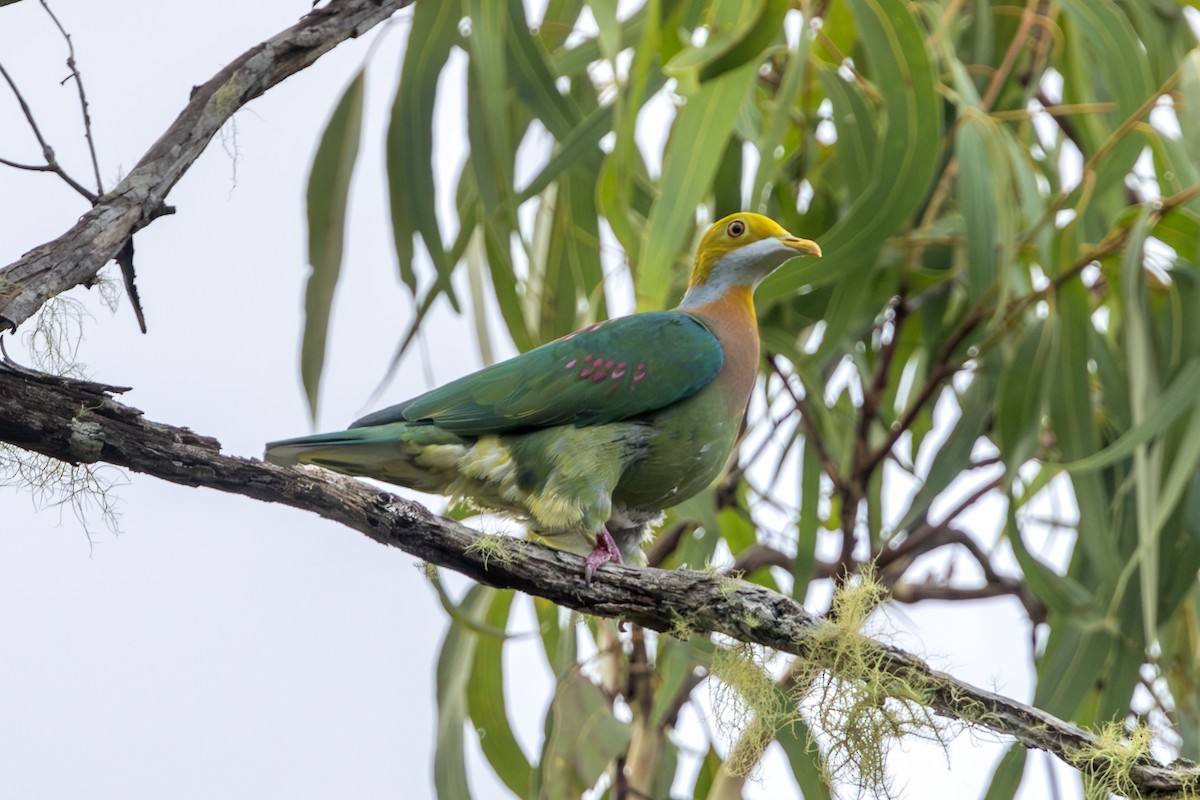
[302,0,1200,795]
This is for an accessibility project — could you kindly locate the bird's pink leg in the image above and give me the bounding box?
[584,528,624,583]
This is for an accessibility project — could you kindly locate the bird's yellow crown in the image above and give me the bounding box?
[687,212,821,291]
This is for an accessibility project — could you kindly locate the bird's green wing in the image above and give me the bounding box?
[351,312,723,434]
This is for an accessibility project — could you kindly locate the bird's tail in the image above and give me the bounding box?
[264,423,464,493]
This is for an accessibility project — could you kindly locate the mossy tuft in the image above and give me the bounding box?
[464,533,521,569]
[1068,722,1194,800]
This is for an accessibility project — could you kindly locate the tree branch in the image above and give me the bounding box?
[0,0,413,332]
[0,59,98,202]
[39,0,104,195]
[0,361,1195,795]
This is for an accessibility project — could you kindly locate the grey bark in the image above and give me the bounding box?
[0,0,414,332]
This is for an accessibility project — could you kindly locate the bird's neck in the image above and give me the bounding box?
[679,267,755,309]
[677,285,760,413]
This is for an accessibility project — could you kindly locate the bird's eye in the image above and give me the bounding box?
[727,219,746,237]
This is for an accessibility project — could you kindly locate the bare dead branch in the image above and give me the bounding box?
[0,60,98,201]
[0,155,55,172]
[0,0,414,332]
[39,0,104,194]
[114,239,146,333]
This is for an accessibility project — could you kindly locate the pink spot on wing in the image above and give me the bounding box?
[590,323,603,332]
[584,354,593,362]
[611,368,625,379]
[565,359,577,369]
[579,368,592,378]
[592,370,607,380]
[605,360,614,369]
[633,362,647,382]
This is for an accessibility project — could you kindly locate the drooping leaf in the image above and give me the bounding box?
[466,589,534,797]
[1061,359,1200,475]
[995,319,1055,471]
[793,439,821,601]
[465,0,515,215]
[817,64,879,202]
[506,0,583,141]
[651,634,713,730]
[302,69,365,423]
[1049,277,1123,582]
[386,0,459,294]
[536,670,632,797]
[750,26,812,208]
[982,745,1027,800]
[776,713,832,800]
[434,584,498,800]
[956,110,1016,302]
[1005,498,1096,615]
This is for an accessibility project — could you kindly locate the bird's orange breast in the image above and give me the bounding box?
[678,285,760,416]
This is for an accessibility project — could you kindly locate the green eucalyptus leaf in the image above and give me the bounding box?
[466,589,534,797]
[302,69,365,424]
[636,61,760,309]
[386,0,458,294]
[663,0,789,92]
[434,584,497,800]
[537,670,632,796]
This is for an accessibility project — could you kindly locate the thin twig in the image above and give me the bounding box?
[0,156,55,172]
[854,295,908,479]
[877,474,1004,576]
[980,0,1039,110]
[768,356,844,493]
[1021,69,1186,247]
[978,183,1200,358]
[646,521,693,567]
[0,61,97,202]
[869,183,1199,481]
[39,0,103,195]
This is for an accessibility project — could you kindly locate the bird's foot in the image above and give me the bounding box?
[584,528,624,583]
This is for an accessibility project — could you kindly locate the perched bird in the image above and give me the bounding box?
[265,213,820,579]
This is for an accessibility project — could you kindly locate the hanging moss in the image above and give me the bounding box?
[710,641,805,777]
[709,570,950,796]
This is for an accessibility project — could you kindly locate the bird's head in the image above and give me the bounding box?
[682,213,821,306]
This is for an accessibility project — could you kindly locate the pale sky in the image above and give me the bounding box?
[0,2,1077,797]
